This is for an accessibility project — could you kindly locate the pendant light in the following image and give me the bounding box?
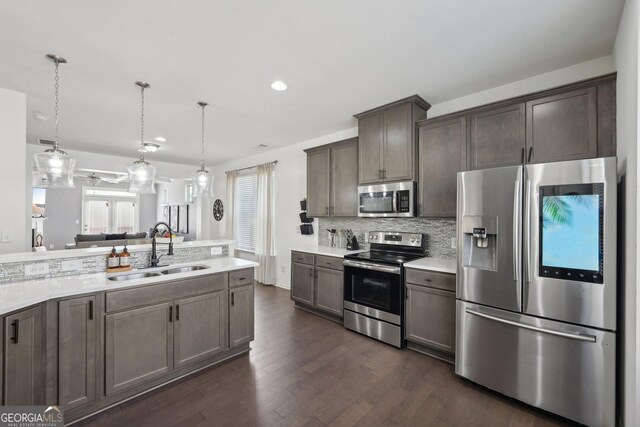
[127,81,156,193]
[34,54,76,189]
[191,101,213,197]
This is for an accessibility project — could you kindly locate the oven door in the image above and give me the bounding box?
[343,261,402,325]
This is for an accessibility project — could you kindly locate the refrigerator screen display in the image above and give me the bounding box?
[539,183,604,283]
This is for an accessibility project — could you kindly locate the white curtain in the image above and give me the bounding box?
[255,162,276,285]
[225,170,237,242]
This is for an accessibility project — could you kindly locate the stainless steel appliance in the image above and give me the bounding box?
[456,157,617,427]
[357,181,416,217]
[343,231,426,347]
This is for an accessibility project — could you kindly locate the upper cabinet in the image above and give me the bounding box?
[305,138,359,218]
[469,103,525,169]
[355,96,430,184]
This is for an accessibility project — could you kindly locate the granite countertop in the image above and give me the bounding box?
[290,244,366,258]
[0,239,236,264]
[404,257,457,274]
[0,257,257,316]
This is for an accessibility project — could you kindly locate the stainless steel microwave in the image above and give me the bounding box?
[357,181,416,217]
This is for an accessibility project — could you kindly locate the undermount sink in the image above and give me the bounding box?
[107,272,163,282]
[161,265,209,275]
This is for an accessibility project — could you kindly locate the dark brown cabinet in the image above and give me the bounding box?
[305,138,358,218]
[3,305,46,405]
[229,284,254,348]
[174,291,228,368]
[405,269,456,356]
[418,116,467,217]
[58,296,97,410]
[290,251,345,318]
[356,96,430,184]
[526,87,597,163]
[469,103,525,169]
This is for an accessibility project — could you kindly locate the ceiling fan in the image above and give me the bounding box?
[74,168,129,186]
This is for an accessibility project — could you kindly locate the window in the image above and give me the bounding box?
[233,169,276,251]
[82,187,140,234]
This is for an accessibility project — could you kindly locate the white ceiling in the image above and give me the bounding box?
[0,0,624,167]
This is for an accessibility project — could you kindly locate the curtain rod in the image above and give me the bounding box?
[225,160,278,174]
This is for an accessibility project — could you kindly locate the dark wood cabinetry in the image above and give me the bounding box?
[418,116,467,217]
[305,138,358,218]
[290,251,345,319]
[356,96,430,184]
[58,296,97,410]
[3,305,46,405]
[229,284,254,348]
[469,103,525,169]
[405,269,456,359]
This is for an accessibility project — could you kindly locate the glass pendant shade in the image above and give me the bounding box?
[127,159,156,193]
[34,148,76,188]
[191,167,213,197]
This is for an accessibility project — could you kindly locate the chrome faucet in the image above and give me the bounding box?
[150,222,174,268]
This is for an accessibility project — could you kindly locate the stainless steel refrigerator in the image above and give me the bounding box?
[456,157,617,427]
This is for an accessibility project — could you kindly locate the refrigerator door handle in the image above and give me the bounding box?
[525,179,532,284]
[465,308,596,343]
[513,180,521,282]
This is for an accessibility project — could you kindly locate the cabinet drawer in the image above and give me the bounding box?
[229,268,254,289]
[106,273,228,313]
[291,251,314,265]
[315,255,344,271]
[405,269,455,292]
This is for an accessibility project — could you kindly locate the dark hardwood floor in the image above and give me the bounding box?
[76,284,574,427]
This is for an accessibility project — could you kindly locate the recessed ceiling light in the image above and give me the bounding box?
[33,113,49,121]
[143,142,160,152]
[270,80,288,91]
[154,136,167,142]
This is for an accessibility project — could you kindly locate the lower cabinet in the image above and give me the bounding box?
[174,291,228,368]
[3,305,46,405]
[405,269,456,355]
[58,296,97,410]
[229,284,255,348]
[105,303,174,395]
[291,251,344,318]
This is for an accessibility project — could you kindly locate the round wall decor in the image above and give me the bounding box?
[213,199,224,221]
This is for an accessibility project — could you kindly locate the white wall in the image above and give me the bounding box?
[613,0,639,424]
[0,88,27,254]
[208,128,358,288]
[429,55,615,118]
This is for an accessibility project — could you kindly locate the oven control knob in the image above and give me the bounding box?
[410,238,416,243]
[373,235,378,240]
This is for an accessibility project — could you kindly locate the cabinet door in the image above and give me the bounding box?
[383,102,414,182]
[230,284,255,348]
[358,113,384,184]
[290,262,315,306]
[105,303,173,395]
[405,284,455,353]
[331,138,359,216]
[3,305,46,405]
[306,148,331,217]
[418,116,467,217]
[174,291,228,368]
[315,267,344,317]
[470,103,525,169]
[58,296,96,410]
[526,87,597,164]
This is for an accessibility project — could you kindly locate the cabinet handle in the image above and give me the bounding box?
[521,147,525,164]
[169,306,173,323]
[424,278,432,282]
[89,300,94,320]
[309,269,313,278]
[238,277,246,281]
[527,147,533,163]
[231,292,235,306]
[383,169,387,180]
[11,320,19,343]
[325,206,329,214]
[176,304,180,320]
[379,169,382,179]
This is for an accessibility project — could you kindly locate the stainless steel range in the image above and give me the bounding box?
[343,231,426,348]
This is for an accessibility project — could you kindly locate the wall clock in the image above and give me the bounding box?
[213,199,224,221]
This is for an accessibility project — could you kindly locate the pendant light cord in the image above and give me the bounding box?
[201,103,206,170]
[53,59,60,151]
[139,84,146,162]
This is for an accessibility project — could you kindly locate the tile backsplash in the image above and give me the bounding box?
[319,217,456,259]
[0,245,229,284]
